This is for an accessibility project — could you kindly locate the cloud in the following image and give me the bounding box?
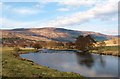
[38,0,99,7]
[39,0,118,27]
[0,2,3,14]
[57,8,70,12]
[0,18,2,27]
[1,18,42,29]
[58,0,98,7]
[11,8,40,15]
[41,12,94,27]
[2,2,43,15]
[0,2,2,7]
[102,30,118,35]
[1,0,42,2]
[93,0,118,15]
[77,25,118,35]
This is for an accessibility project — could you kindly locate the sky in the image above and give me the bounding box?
[0,0,119,35]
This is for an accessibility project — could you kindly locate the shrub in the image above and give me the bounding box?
[32,43,42,50]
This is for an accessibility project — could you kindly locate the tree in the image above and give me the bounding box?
[46,41,58,49]
[84,35,96,50]
[75,35,96,52]
[56,42,64,49]
[32,43,42,50]
[56,42,64,46]
[20,43,27,48]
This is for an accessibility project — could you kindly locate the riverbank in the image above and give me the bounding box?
[2,47,83,78]
[31,47,119,57]
[91,46,119,56]
[45,46,120,57]
[91,50,119,56]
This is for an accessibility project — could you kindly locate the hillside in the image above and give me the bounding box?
[104,38,120,46]
[1,27,114,42]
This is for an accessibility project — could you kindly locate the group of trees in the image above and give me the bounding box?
[65,42,75,49]
[32,43,42,49]
[75,35,96,51]
[75,35,106,52]
[45,41,64,49]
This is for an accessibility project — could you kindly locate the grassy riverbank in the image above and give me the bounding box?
[51,46,119,56]
[91,46,119,56]
[41,46,119,56]
[2,47,83,78]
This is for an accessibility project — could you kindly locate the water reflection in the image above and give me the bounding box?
[20,50,119,77]
[76,52,94,68]
[76,52,107,69]
[99,55,106,67]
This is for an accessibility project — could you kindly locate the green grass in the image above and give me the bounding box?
[2,47,83,78]
[91,46,119,56]
[103,46,119,51]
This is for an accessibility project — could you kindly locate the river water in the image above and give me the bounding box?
[20,50,119,77]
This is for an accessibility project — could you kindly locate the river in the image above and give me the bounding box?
[20,49,120,77]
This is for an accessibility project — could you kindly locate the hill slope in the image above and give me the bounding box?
[104,38,120,46]
[1,27,114,42]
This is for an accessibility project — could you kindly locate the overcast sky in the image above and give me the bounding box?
[0,0,119,35]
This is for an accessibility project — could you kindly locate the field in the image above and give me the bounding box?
[2,47,83,78]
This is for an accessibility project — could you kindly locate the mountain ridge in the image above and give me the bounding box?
[1,27,115,42]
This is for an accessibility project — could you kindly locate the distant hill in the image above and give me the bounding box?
[1,27,115,42]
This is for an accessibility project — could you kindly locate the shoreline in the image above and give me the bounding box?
[91,51,119,57]
[18,48,120,57]
[2,47,83,78]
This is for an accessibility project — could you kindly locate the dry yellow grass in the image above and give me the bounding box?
[104,38,119,46]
